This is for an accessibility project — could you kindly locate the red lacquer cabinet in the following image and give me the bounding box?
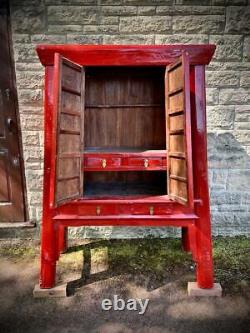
[36,45,216,291]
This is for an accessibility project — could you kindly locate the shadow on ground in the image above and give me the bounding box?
[0,237,249,333]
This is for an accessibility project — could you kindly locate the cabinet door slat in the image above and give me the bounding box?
[52,53,85,206]
[165,53,194,208]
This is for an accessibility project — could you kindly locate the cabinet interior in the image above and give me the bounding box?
[84,66,167,197]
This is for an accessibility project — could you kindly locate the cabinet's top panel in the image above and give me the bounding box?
[36,44,216,67]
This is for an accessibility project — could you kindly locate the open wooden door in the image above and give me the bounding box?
[165,53,194,208]
[52,53,85,206]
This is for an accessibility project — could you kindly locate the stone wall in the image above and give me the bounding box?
[9,0,250,237]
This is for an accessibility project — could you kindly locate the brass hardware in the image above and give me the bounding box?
[96,206,101,215]
[144,159,149,168]
[101,159,107,168]
[149,206,154,215]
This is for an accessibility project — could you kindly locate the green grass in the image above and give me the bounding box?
[0,237,249,294]
[213,236,250,293]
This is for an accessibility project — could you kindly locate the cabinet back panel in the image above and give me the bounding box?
[84,67,165,150]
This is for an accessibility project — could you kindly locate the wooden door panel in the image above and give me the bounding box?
[165,53,194,207]
[169,93,184,113]
[0,151,10,202]
[0,1,25,221]
[53,53,85,206]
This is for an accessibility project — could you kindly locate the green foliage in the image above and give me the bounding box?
[213,236,250,293]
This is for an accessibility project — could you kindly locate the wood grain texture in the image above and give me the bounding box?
[84,67,166,151]
[53,54,85,206]
[165,53,194,207]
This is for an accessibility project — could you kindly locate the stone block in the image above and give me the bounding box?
[155,34,208,44]
[123,0,171,4]
[219,88,250,105]
[210,191,241,205]
[47,6,98,24]
[29,191,43,205]
[243,36,250,61]
[11,5,45,33]
[22,131,40,146]
[101,6,137,16]
[67,35,102,44]
[12,34,30,43]
[33,284,68,298]
[100,16,119,25]
[120,16,172,33]
[157,5,225,15]
[16,63,43,72]
[235,105,250,123]
[45,0,97,3]
[14,44,38,63]
[138,6,156,15]
[209,35,243,61]
[225,6,250,33]
[208,132,250,168]
[16,72,44,89]
[99,25,119,33]
[207,61,250,71]
[103,34,154,44]
[26,171,44,190]
[31,34,66,44]
[227,170,250,191]
[18,89,43,106]
[206,71,239,87]
[188,282,222,297]
[173,15,225,34]
[48,25,83,33]
[234,130,250,145]
[23,147,43,163]
[207,106,235,130]
[240,72,250,87]
[206,88,219,105]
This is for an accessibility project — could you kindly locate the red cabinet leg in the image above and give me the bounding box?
[40,258,56,288]
[195,216,214,289]
[58,226,68,254]
[182,225,197,261]
[40,219,58,289]
[182,227,191,252]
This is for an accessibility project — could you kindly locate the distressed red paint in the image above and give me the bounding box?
[36,45,215,290]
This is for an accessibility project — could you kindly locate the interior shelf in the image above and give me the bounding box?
[84,147,166,154]
[83,149,167,171]
[84,171,167,197]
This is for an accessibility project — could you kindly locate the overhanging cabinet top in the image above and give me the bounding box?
[36,44,216,67]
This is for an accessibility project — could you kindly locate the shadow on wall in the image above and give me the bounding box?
[208,132,250,169]
[207,132,250,236]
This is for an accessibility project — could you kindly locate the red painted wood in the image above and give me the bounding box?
[38,45,215,290]
[36,44,216,67]
[40,66,58,288]
[84,150,166,171]
[53,213,197,227]
[58,225,68,254]
[190,65,214,288]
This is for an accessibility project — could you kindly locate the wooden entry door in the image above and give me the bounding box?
[0,1,26,222]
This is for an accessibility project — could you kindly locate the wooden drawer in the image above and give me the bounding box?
[84,156,121,170]
[84,151,167,171]
[127,157,163,169]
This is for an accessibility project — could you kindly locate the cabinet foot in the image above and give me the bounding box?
[187,282,222,297]
[33,283,68,298]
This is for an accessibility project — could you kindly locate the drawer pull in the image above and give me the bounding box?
[96,206,101,215]
[149,206,154,215]
[101,159,107,168]
[144,159,149,168]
